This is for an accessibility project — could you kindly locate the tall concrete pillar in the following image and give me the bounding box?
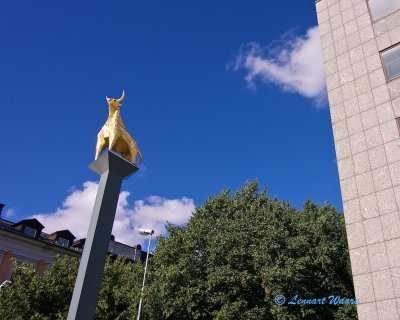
[67,151,138,320]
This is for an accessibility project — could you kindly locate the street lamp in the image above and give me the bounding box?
[0,280,11,291]
[137,228,154,320]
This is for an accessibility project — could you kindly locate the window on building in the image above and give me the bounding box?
[382,44,400,81]
[396,117,400,135]
[368,0,400,20]
[24,226,37,237]
[58,237,69,247]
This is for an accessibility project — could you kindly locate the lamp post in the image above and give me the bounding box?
[137,228,154,320]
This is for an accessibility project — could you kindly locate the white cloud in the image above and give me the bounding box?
[30,181,195,246]
[232,26,327,105]
[5,209,15,218]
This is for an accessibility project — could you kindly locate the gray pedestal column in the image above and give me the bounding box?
[67,151,138,320]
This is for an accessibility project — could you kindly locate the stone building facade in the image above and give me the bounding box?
[315,0,400,319]
[0,213,144,286]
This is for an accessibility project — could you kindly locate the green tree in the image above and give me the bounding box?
[0,181,356,320]
[0,255,143,320]
[96,255,143,319]
[144,181,356,320]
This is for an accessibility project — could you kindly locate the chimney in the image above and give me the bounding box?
[0,203,5,218]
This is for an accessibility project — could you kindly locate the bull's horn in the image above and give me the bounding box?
[117,90,125,102]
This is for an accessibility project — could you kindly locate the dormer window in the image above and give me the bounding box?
[24,226,37,238]
[14,219,44,239]
[58,237,69,248]
[47,230,76,248]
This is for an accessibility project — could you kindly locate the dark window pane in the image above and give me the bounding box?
[388,62,400,79]
[58,237,69,247]
[24,226,37,237]
[369,0,400,20]
[382,45,400,80]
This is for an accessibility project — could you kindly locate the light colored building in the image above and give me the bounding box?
[0,205,144,286]
[315,0,400,319]
[0,217,81,283]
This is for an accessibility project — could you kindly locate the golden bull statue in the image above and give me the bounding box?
[95,90,142,165]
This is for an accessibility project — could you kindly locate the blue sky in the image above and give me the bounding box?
[0,1,340,245]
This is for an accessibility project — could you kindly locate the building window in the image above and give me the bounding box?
[382,44,400,81]
[396,118,400,135]
[368,0,400,20]
[24,226,37,237]
[58,237,69,247]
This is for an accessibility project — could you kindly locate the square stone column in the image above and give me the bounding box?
[67,151,138,320]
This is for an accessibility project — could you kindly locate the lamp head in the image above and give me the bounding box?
[139,229,154,236]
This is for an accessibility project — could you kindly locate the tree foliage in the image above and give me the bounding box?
[144,181,356,320]
[0,255,143,320]
[0,182,356,320]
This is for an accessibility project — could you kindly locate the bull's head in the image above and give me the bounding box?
[106,90,125,109]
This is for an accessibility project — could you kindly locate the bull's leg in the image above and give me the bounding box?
[109,133,117,151]
[128,141,142,164]
[121,152,131,162]
[130,149,137,164]
[95,131,106,159]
